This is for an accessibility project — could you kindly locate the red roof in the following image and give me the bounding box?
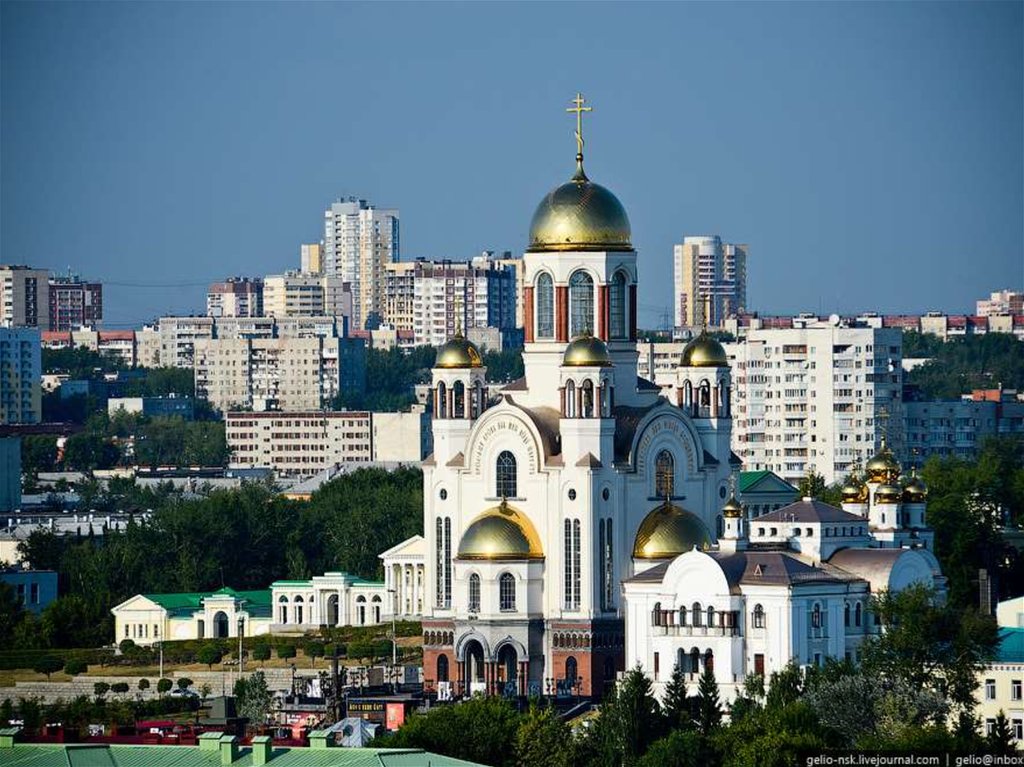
[41,331,72,342]
[100,331,135,341]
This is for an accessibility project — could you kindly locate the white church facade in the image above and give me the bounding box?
[420,95,740,698]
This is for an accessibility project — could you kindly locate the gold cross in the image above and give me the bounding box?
[566,92,592,157]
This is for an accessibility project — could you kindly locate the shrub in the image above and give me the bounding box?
[138,678,150,691]
[251,644,272,664]
[111,682,130,695]
[156,678,172,695]
[197,644,224,669]
[118,639,136,656]
[276,644,297,661]
[63,659,88,677]
[33,656,64,680]
[94,682,110,698]
[177,677,193,691]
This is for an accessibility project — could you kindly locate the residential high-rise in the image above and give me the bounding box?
[977,289,1023,317]
[262,272,351,327]
[726,321,904,485]
[673,235,747,330]
[323,199,399,330]
[300,243,323,275]
[0,265,50,330]
[0,327,42,424]
[206,278,263,318]
[48,274,102,331]
[382,256,517,347]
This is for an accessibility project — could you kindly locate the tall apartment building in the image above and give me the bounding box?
[382,256,517,347]
[673,235,747,330]
[48,274,102,331]
[206,278,263,318]
[300,243,323,275]
[0,266,50,330]
[726,322,904,485]
[226,408,429,478]
[904,388,1024,467]
[262,272,351,325]
[193,335,365,413]
[977,289,1024,317]
[0,328,42,424]
[323,199,399,330]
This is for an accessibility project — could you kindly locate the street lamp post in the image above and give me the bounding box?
[387,588,398,692]
[155,625,163,682]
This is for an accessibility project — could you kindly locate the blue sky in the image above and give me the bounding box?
[2,2,1021,328]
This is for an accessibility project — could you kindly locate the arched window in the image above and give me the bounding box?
[437,654,449,682]
[652,601,662,627]
[752,604,765,629]
[706,606,715,628]
[679,605,688,626]
[294,596,304,625]
[278,596,289,624]
[569,271,594,337]
[372,595,382,624]
[581,379,594,418]
[565,656,578,682]
[676,648,686,672]
[855,603,863,627]
[496,451,517,498]
[468,573,481,613]
[499,573,516,612]
[610,271,627,339]
[536,273,554,339]
[811,603,822,628]
[356,595,366,625]
[564,379,576,418]
[453,381,465,420]
[655,450,674,498]
[844,602,851,627]
[689,647,701,673]
[692,602,703,627]
[437,381,447,419]
[704,649,714,673]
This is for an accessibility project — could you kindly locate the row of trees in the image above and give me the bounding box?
[383,586,1009,766]
[7,468,423,649]
[903,331,1024,399]
[1,692,198,734]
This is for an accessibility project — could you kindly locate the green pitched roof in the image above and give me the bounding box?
[144,589,272,618]
[995,627,1024,663]
[0,744,488,767]
[739,470,798,495]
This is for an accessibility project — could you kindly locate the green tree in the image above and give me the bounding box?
[138,678,150,692]
[514,703,575,767]
[696,666,722,736]
[33,656,64,680]
[156,678,172,695]
[765,661,804,710]
[985,711,1015,755]
[93,682,110,698]
[636,730,702,767]
[235,671,273,732]
[275,644,296,662]
[177,677,193,691]
[905,333,1024,399]
[661,660,692,730]
[303,640,324,667]
[110,682,130,696]
[603,665,663,766]
[20,435,59,476]
[797,470,827,500]
[63,659,87,676]
[0,583,25,647]
[197,644,224,670]
[251,643,271,666]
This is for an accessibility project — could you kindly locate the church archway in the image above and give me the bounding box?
[497,644,518,695]
[327,594,339,626]
[213,611,229,639]
[437,653,449,682]
[464,639,485,685]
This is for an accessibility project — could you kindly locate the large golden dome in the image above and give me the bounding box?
[681,333,729,368]
[632,502,711,559]
[865,441,900,483]
[435,333,483,369]
[457,501,544,561]
[563,334,613,367]
[527,164,632,253]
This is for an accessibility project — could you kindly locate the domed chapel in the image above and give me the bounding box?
[420,94,738,698]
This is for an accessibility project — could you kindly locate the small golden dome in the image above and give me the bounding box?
[841,478,867,504]
[435,334,483,369]
[633,502,711,559]
[875,484,902,504]
[527,165,632,253]
[865,443,900,484]
[903,471,928,503]
[562,334,613,367]
[457,502,544,561]
[681,333,729,368]
[722,495,744,518]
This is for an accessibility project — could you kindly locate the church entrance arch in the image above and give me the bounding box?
[327,594,339,626]
[497,644,518,696]
[464,639,485,686]
[213,611,229,639]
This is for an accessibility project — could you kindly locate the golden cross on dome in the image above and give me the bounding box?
[566,92,593,158]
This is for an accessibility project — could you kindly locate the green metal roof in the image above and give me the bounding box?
[739,470,798,495]
[144,589,272,617]
[0,744,488,767]
[995,627,1024,664]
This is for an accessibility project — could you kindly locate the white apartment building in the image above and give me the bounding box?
[41,330,137,367]
[225,409,429,478]
[673,236,747,331]
[0,265,50,330]
[977,289,1023,317]
[206,278,263,318]
[0,328,42,424]
[383,256,517,347]
[323,198,399,331]
[727,323,903,485]
[263,272,330,318]
[194,335,365,413]
[300,243,323,275]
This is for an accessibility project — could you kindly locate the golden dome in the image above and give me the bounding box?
[722,495,744,518]
[435,334,483,369]
[562,334,613,367]
[681,333,729,368]
[633,502,711,559]
[903,471,928,503]
[841,477,868,503]
[865,441,900,483]
[527,163,632,253]
[874,484,902,504]
[457,501,544,561]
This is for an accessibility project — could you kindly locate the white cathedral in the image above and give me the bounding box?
[419,95,945,702]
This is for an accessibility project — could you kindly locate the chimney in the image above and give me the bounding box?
[198,732,222,751]
[308,730,333,750]
[251,735,273,765]
[219,735,238,765]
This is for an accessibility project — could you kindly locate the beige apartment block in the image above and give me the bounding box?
[0,265,50,330]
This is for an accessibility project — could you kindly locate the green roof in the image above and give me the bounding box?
[0,744,488,767]
[739,470,798,495]
[144,589,272,618]
[995,627,1024,664]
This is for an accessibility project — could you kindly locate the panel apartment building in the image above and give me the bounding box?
[0,265,49,330]
[226,409,430,478]
[206,278,264,318]
[0,328,42,424]
[48,274,103,331]
[383,255,517,348]
[323,198,399,331]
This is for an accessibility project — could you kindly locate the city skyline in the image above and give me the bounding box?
[2,2,1022,329]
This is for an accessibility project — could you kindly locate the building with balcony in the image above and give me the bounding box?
[206,277,264,318]
[673,235,747,331]
[0,327,42,424]
[48,273,102,331]
[0,265,49,330]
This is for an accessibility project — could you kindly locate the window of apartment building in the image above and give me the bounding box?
[1013,719,1023,742]
[1012,679,1022,701]
[985,679,996,700]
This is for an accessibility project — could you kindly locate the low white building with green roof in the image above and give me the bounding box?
[737,470,798,518]
[111,588,273,645]
[271,572,387,630]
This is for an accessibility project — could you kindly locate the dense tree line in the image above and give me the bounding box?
[903,331,1024,399]
[382,586,1007,766]
[5,467,423,649]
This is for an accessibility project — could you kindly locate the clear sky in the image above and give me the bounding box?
[2,2,1021,329]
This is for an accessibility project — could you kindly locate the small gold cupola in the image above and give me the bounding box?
[903,469,928,503]
[435,332,483,369]
[562,333,613,367]
[680,332,729,368]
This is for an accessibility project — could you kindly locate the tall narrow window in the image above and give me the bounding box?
[443,517,452,607]
[499,573,516,612]
[569,271,594,337]
[536,274,554,339]
[610,271,627,339]
[753,604,765,629]
[435,518,445,607]
[600,518,614,611]
[655,450,674,498]
[564,519,581,610]
[572,519,581,609]
[496,450,517,498]
[564,519,574,609]
[468,573,481,613]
